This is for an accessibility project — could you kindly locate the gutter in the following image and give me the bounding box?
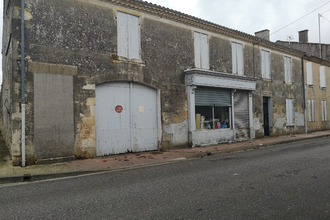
[301,56,307,134]
[21,0,26,167]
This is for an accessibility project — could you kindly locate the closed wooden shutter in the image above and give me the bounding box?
[320,66,326,88]
[286,99,294,124]
[128,14,140,59]
[237,43,244,75]
[262,50,271,79]
[117,11,128,58]
[117,12,140,59]
[232,42,243,75]
[306,62,313,85]
[195,87,231,107]
[194,32,209,69]
[284,56,292,83]
[234,91,249,129]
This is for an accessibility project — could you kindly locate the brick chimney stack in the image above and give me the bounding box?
[299,30,308,43]
[255,29,270,41]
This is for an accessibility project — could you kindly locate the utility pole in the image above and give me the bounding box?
[318,13,322,58]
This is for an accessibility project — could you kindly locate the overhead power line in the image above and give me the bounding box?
[270,1,330,36]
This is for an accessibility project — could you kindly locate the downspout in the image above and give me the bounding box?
[232,89,236,141]
[21,0,26,167]
[301,56,307,134]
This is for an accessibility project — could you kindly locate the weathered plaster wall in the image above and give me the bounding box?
[253,47,304,138]
[21,0,194,160]
[3,0,321,164]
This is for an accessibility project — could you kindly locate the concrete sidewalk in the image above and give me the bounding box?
[1,130,330,184]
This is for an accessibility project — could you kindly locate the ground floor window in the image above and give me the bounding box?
[195,106,231,129]
[321,100,327,121]
[195,87,231,130]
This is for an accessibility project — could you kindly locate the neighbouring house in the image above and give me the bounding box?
[1,0,330,166]
[277,30,330,62]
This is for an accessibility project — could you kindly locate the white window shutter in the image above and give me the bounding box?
[200,33,209,69]
[284,57,288,83]
[237,43,244,75]
[117,12,128,58]
[286,99,293,124]
[308,100,312,122]
[128,14,140,59]
[288,58,292,83]
[312,100,315,121]
[325,101,328,121]
[261,50,270,79]
[320,66,326,88]
[266,51,271,79]
[194,32,201,68]
[284,56,292,83]
[232,43,237,74]
[321,101,325,121]
[306,62,313,85]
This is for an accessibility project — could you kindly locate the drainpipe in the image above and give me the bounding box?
[232,89,236,141]
[21,0,26,167]
[301,56,307,134]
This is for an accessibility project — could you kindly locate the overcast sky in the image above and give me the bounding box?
[147,0,330,44]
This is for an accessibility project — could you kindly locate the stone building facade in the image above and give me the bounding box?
[1,0,329,165]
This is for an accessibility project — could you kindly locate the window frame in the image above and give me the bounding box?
[320,66,326,88]
[284,56,292,83]
[117,11,141,60]
[286,98,294,126]
[306,62,313,86]
[232,42,244,75]
[308,99,315,122]
[261,50,271,79]
[194,32,209,70]
[321,100,327,121]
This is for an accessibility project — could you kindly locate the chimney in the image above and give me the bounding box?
[255,29,270,41]
[299,30,308,43]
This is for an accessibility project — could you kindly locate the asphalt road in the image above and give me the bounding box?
[0,137,329,219]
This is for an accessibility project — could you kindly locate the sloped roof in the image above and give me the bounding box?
[110,0,330,66]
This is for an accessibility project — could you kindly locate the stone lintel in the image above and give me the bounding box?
[28,62,77,76]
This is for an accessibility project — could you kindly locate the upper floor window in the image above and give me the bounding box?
[284,56,292,83]
[232,42,243,75]
[286,98,294,125]
[261,50,271,79]
[117,11,140,60]
[320,66,326,88]
[306,62,313,86]
[194,32,209,69]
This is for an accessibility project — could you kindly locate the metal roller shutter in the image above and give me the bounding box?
[195,87,231,107]
[234,91,249,129]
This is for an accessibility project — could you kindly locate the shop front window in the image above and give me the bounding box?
[194,87,231,130]
[195,106,231,129]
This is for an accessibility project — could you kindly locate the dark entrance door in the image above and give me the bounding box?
[263,97,270,136]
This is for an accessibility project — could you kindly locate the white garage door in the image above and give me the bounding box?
[96,82,158,155]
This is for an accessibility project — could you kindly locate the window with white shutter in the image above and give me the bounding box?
[320,66,326,88]
[284,56,292,83]
[117,11,140,59]
[261,50,271,79]
[306,62,313,86]
[286,99,294,125]
[308,100,315,122]
[232,42,244,75]
[194,32,209,69]
[321,100,327,121]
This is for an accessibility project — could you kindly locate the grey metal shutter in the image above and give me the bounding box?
[234,91,249,129]
[195,87,231,107]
